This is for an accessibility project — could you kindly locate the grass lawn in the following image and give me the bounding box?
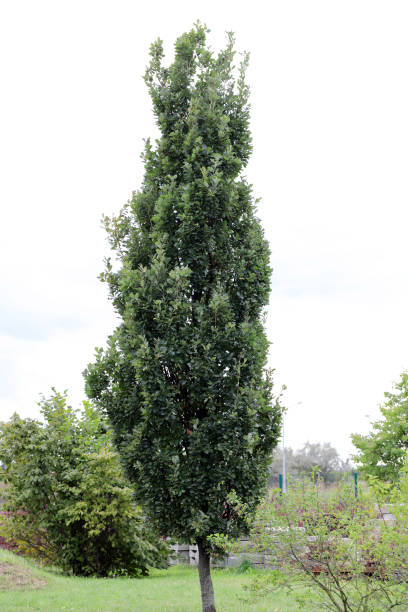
[0,549,300,611]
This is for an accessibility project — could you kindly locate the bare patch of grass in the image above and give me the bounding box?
[0,561,47,591]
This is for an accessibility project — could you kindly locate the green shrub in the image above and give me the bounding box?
[242,475,408,611]
[0,390,168,576]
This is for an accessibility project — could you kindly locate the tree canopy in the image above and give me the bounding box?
[84,23,281,611]
[352,371,408,482]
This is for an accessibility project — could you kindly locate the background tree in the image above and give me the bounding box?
[84,23,282,612]
[269,442,351,487]
[352,371,408,482]
[0,391,168,576]
[269,442,351,486]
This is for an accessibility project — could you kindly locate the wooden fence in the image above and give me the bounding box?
[169,537,275,569]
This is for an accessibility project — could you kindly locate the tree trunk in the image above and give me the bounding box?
[197,541,216,612]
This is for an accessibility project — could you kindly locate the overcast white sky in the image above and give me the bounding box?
[1,1,408,459]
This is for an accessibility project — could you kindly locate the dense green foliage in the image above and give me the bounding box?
[352,371,408,482]
[84,23,281,551]
[0,391,168,576]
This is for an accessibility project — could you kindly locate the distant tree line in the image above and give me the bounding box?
[269,441,352,487]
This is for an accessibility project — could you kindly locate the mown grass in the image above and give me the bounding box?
[0,549,300,611]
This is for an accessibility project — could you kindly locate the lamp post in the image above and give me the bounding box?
[282,414,287,493]
[282,402,301,494]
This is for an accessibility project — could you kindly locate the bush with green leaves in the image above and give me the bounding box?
[0,390,168,576]
[241,474,408,612]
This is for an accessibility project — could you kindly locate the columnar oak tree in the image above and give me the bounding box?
[84,24,281,612]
